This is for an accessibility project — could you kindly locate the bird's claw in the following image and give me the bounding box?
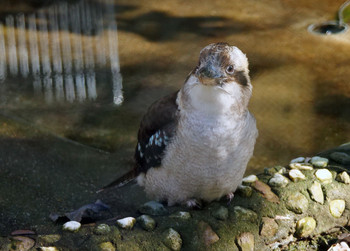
[185,199,202,209]
[226,192,234,205]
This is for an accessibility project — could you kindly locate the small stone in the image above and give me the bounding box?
[308,181,324,204]
[329,199,345,218]
[252,180,280,203]
[10,236,35,250]
[62,221,81,232]
[310,156,329,168]
[137,215,156,231]
[99,241,116,251]
[38,248,59,251]
[315,169,333,183]
[264,166,287,175]
[336,171,350,184]
[285,192,308,214]
[290,157,306,163]
[138,201,168,216]
[211,206,228,221]
[236,232,254,251]
[295,217,316,238]
[260,217,278,238]
[289,163,313,170]
[11,229,36,236]
[242,175,258,185]
[330,152,350,165]
[162,228,182,251]
[237,185,253,197]
[116,217,136,229]
[268,173,289,187]
[169,211,191,220]
[38,234,61,244]
[233,206,258,222]
[288,169,306,182]
[94,224,111,235]
[197,221,219,246]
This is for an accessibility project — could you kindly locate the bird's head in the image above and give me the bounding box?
[179,43,252,115]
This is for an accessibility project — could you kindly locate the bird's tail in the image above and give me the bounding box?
[96,170,136,193]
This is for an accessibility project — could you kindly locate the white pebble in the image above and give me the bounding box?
[242,175,258,185]
[268,173,289,187]
[39,248,59,251]
[289,169,306,182]
[290,157,305,164]
[62,221,81,232]
[315,169,333,183]
[289,163,313,170]
[329,200,345,218]
[116,217,136,229]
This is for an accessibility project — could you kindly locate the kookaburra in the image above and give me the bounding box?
[109,43,258,207]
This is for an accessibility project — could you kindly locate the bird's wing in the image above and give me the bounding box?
[135,91,179,174]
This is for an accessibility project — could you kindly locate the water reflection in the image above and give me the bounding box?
[0,0,123,105]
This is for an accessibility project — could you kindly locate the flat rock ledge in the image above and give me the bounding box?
[1,143,350,251]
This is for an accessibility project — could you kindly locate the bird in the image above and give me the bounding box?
[105,42,258,207]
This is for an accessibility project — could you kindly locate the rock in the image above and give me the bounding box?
[137,215,156,231]
[336,171,350,184]
[330,152,350,165]
[308,181,324,204]
[233,206,258,222]
[38,234,61,244]
[310,156,329,168]
[116,217,136,230]
[169,211,191,220]
[138,201,168,216]
[236,232,254,251]
[260,217,278,238]
[10,236,35,251]
[285,192,308,214]
[252,180,280,203]
[237,185,253,197]
[99,241,116,251]
[162,228,182,251]
[211,206,228,221]
[289,163,313,170]
[329,199,346,218]
[327,242,350,251]
[62,221,81,232]
[94,224,111,235]
[290,157,306,163]
[315,169,333,183]
[38,247,59,251]
[264,166,287,176]
[242,175,258,185]
[295,217,316,238]
[268,173,289,187]
[197,221,220,246]
[11,229,36,236]
[288,169,306,182]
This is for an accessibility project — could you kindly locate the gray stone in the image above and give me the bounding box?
[137,215,156,231]
[99,241,116,251]
[315,169,333,183]
[290,157,306,163]
[295,217,316,238]
[336,171,350,184]
[169,211,191,220]
[330,152,350,165]
[260,217,278,238]
[162,228,182,251]
[237,185,253,197]
[236,232,254,251]
[264,166,287,176]
[211,205,228,221]
[310,156,329,168]
[308,181,324,204]
[138,201,168,216]
[94,224,111,235]
[285,192,308,214]
[268,173,289,187]
[197,221,220,246]
[329,199,345,218]
[233,206,258,222]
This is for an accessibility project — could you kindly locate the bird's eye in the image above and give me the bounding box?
[226,65,234,74]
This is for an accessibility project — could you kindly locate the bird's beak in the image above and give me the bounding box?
[196,63,222,86]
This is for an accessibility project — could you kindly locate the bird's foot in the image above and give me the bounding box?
[226,192,234,205]
[185,198,202,209]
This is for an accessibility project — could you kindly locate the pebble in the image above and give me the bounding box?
[94,224,111,235]
[260,217,278,238]
[315,169,333,183]
[116,217,136,230]
[233,206,258,222]
[237,185,253,197]
[336,171,350,184]
[211,206,229,221]
[38,248,59,251]
[264,166,287,176]
[289,163,313,170]
[310,156,329,168]
[295,217,316,238]
[288,169,306,182]
[10,236,35,250]
[242,175,258,185]
[169,211,191,220]
[252,180,280,203]
[329,199,345,218]
[62,221,81,232]
[268,173,289,187]
[330,152,350,165]
[198,221,220,246]
[308,181,324,204]
[327,242,350,251]
[99,241,116,251]
[285,192,308,214]
[162,228,182,251]
[137,215,156,231]
[138,201,168,216]
[236,232,254,251]
[290,157,306,163]
[11,229,36,236]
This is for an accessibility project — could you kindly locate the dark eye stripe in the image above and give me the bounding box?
[233,70,248,86]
